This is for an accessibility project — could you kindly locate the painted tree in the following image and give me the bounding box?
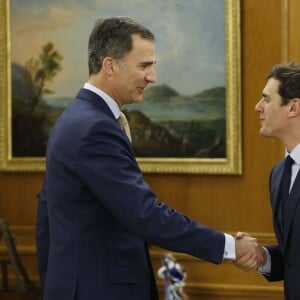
[25,42,63,113]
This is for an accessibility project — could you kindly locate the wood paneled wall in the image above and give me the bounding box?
[1,0,299,299]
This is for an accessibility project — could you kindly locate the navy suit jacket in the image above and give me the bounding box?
[265,158,300,299]
[36,88,225,300]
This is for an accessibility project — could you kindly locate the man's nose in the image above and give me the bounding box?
[146,68,156,84]
[255,99,263,112]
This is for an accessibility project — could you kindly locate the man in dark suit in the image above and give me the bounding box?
[36,17,265,300]
[236,62,300,299]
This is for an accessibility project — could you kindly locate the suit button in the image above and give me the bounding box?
[147,269,151,277]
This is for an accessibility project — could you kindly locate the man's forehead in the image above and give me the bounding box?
[131,35,155,50]
[263,77,280,93]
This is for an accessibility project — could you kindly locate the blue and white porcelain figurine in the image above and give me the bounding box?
[157,253,188,300]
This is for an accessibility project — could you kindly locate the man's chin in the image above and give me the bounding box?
[260,129,274,138]
[132,97,143,104]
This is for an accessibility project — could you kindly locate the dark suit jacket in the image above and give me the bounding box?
[36,88,225,300]
[265,158,300,299]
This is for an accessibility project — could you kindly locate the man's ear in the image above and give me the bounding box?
[288,98,300,116]
[102,57,116,76]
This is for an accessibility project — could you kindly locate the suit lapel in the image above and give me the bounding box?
[76,88,116,119]
[272,170,284,217]
[271,163,284,218]
[283,169,300,251]
[270,162,285,247]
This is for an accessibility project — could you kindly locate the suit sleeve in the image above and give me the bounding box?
[263,245,284,281]
[76,119,225,264]
[36,181,49,292]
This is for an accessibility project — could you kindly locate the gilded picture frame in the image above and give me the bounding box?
[0,0,241,174]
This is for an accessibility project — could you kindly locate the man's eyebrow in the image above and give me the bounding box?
[139,60,157,66]
[262,92,270,98]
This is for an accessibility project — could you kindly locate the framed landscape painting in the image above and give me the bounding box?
[0,0,241,173]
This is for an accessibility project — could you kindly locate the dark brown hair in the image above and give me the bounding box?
[267,62,300,105]
[88,17,155,76]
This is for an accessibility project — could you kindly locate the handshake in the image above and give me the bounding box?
[234,232,267,272]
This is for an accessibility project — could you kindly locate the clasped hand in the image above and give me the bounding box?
[234,232,266,272]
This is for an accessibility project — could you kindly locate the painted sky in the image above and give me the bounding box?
[11,0,225,98]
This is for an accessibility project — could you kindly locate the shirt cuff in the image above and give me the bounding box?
[258,247,271,274]
[223,233,236,260]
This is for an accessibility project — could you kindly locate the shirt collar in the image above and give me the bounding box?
[287,144,300,165]
[83,82,121,119]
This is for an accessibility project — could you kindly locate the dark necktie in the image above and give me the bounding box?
[280,155,294,228]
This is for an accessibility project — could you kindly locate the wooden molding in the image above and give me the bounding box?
[281,0,300,62]
[157,282,283,299]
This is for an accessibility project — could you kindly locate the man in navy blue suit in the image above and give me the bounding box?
[235,63,300,299]
[36,17,265,300]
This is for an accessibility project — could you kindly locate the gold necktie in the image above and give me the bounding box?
[118,112,132,142]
